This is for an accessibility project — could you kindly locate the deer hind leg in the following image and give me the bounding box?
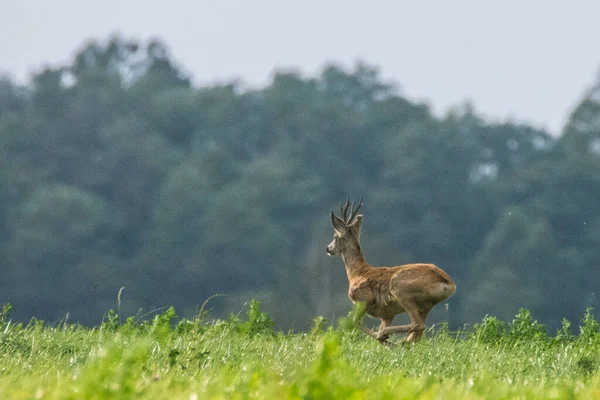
[376,304,425,341]
[403,308,431,343]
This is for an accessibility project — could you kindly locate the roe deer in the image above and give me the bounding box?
[326,198,456,345]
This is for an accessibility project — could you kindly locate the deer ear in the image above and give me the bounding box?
[350,214,363,232]
[331,211,347,233]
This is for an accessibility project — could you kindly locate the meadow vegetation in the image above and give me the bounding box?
[1,301,600,399]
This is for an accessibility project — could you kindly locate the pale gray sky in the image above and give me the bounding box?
[2,0,599,134]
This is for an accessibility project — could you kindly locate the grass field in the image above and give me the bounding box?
[1,301,600,399]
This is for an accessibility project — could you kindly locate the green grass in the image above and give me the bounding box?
[1,302,600,399]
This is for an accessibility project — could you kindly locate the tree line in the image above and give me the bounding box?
[1,35,599,331]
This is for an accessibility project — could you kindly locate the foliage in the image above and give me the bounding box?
[472,315,507,344]
[508,308,548,343]
[580,307,600,342]
[0,303,11,330]
[310,315,328,336]
[554,318,576,343]
[239,299,274,336]
[102,309,120,332]
[0,306,599,398]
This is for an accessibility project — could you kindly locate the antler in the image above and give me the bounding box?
[348,197,363,224]
[340,197,351,223]
[339,196,363,224]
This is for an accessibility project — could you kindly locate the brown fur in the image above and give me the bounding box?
[327,202,456,345]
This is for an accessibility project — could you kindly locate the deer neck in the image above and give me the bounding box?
[341,241,368,280]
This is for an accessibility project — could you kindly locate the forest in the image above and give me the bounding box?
[1,35,599,331]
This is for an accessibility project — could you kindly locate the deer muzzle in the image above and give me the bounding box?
[326,245,333,255]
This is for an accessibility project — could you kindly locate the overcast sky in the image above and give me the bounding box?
[2,0,599,134]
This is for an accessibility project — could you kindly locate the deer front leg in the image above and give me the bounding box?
[351,302,386,341]
[376,323,423,339]
[351,307,395,347]
[358,324,377,338]
[375,318,395,345]
[358,318,395,347]
[358,320,397,347]
[351,302,375,338]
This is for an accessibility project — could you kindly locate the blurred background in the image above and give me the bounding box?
[1,1,600,331]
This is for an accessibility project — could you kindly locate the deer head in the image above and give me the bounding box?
[326,197,363,256]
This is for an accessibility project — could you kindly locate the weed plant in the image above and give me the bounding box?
[1,301,600,399]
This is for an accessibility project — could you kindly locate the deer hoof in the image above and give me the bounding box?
[376,330,389,341]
